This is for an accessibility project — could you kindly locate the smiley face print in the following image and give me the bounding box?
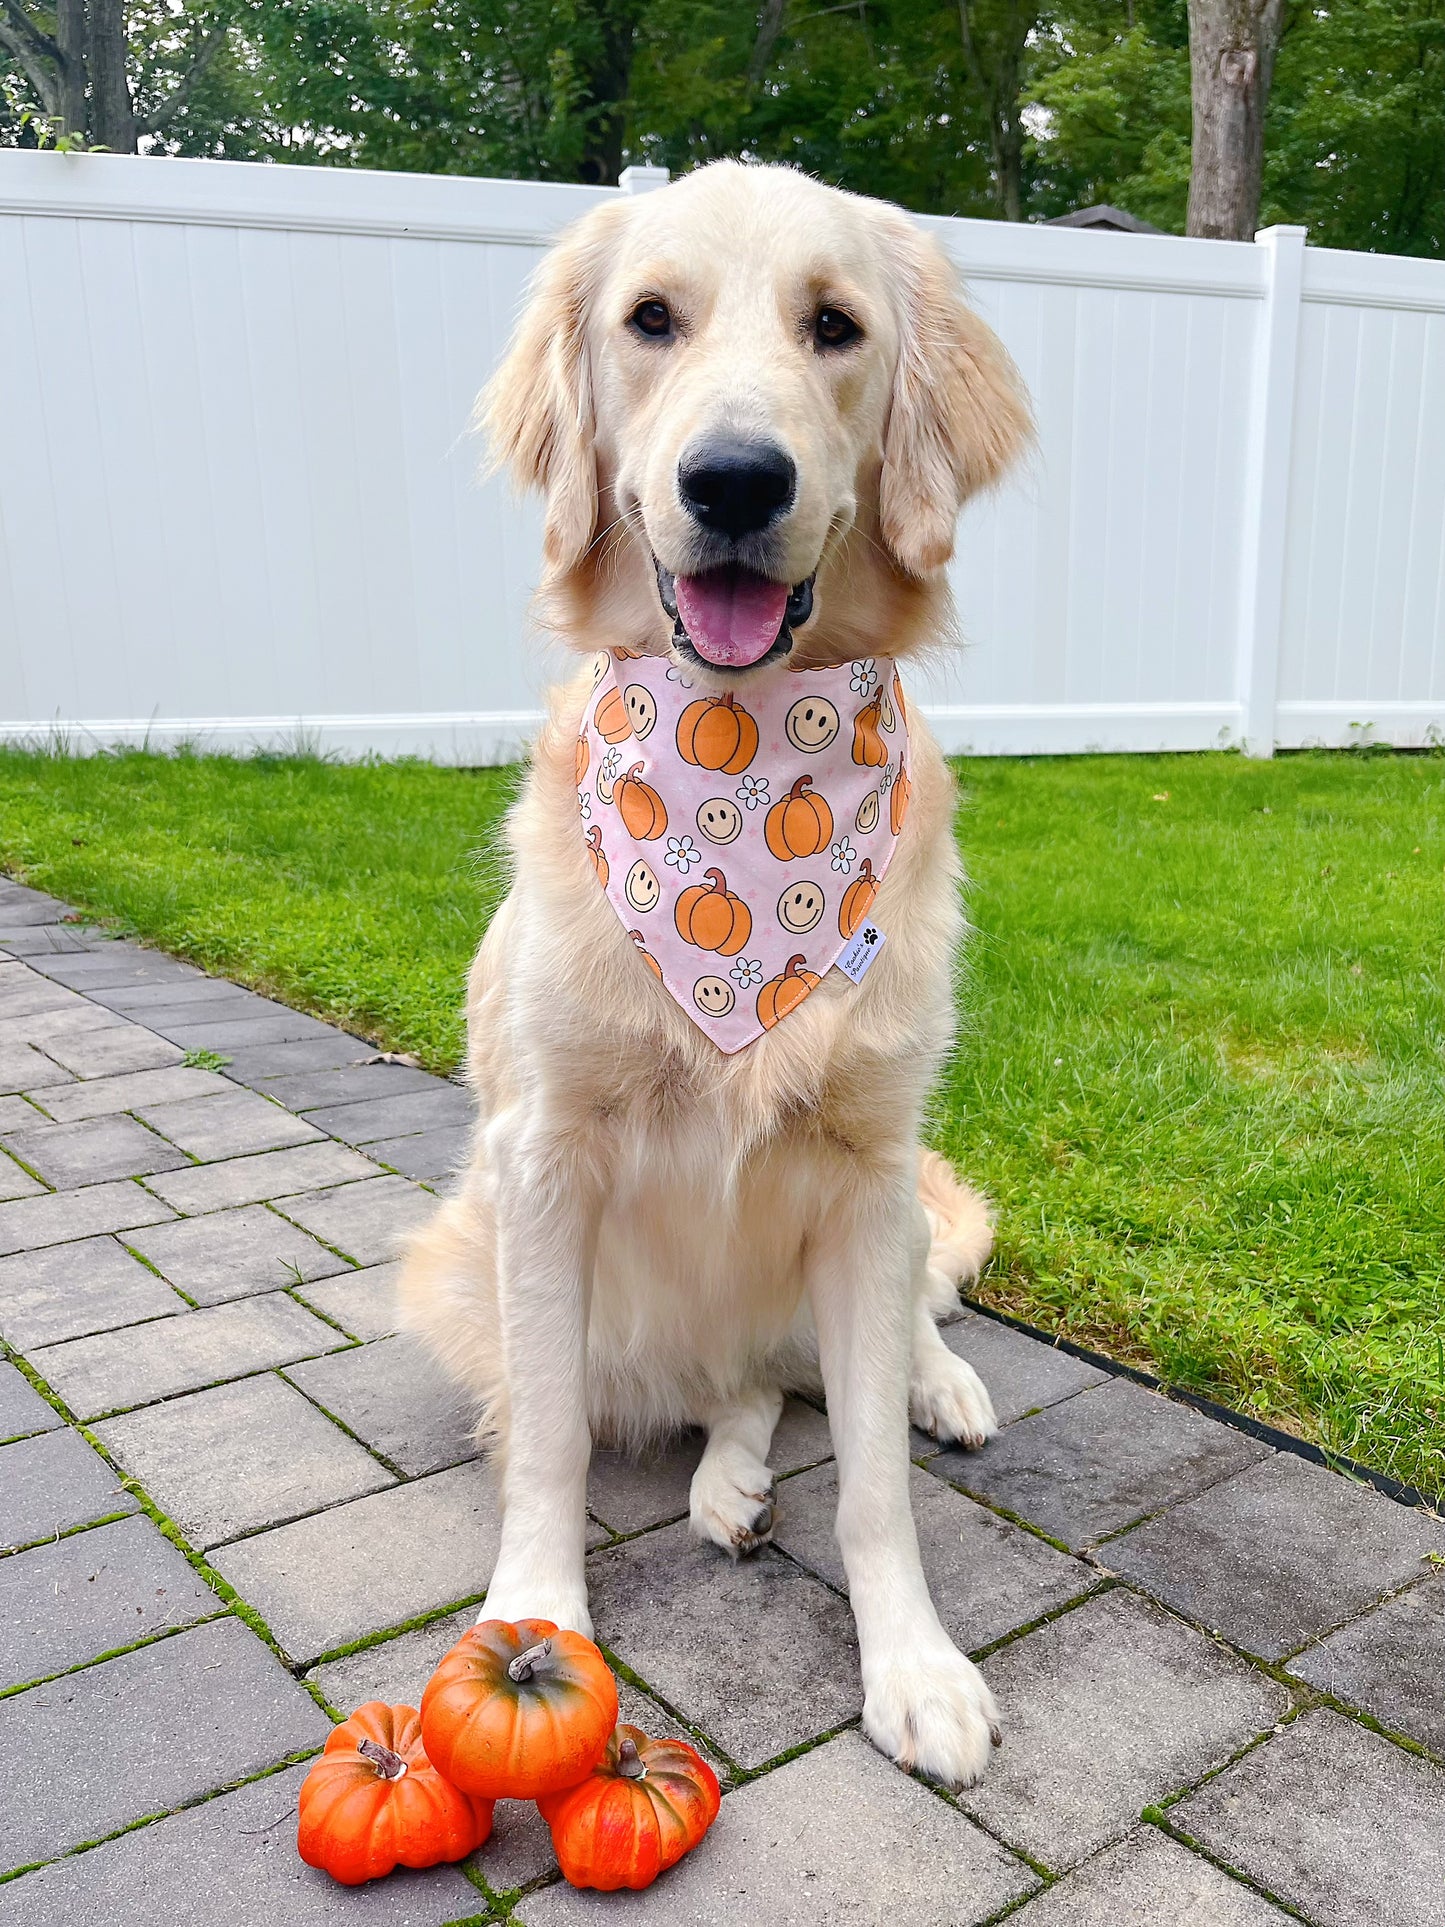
[624,858,661,914]
[693,974,736,1018]
[777,879,826,935]
[854,789,881,835]
[785,695,840,753]
[623,683,657,740]
[696,797,743,845]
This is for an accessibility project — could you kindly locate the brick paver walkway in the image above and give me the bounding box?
[1,873,1443,1925]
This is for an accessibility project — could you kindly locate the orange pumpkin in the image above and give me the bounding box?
[674,867,752,955]
[585,824,609,888]
[757,954,821,1029]
[629,928,663,978]
[893,668,907,723]
[890,758,911,837]
[851,695,888,768]
[764,775,834,861]
[538,1725,721,1893]
[575,734,590,786]
[420,1619,619,1803]
[838,857,879,938]
[594,688,632,744]
[297,1701,493,1888]
[615,764,668,840]
[676,692,758,774]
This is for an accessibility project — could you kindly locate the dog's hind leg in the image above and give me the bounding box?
[689,1386,783,1556]
[907,1168,997,1449]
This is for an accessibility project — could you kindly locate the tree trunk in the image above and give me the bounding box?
[55,0,88,136]
[1186,0,1286,239]
[576,0,640,186]
[86,0,138,149]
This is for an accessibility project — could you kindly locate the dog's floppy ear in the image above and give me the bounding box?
[878,217,1032,577]
[480,200,628,576]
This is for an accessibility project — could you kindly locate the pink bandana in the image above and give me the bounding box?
[577,651,912,1053]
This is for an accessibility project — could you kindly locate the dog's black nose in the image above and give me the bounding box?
[678,438,796,540]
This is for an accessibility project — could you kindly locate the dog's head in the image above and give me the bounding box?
[483,161,1031,675]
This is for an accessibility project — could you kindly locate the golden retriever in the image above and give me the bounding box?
[399,160,1031,1786]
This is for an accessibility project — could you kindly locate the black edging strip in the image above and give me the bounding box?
[963,1298,1439,1515]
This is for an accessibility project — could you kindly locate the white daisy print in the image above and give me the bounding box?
[850,658,878,696]
[730,957,764,988]
[879,763,896,793]
[600,746,623,780]
[736,774,771,811]
[665,664,695,688]
[663,834,702,874]
[578,791,592,820]
[830,837,857,874]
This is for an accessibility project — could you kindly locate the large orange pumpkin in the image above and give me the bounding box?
[838,857,880,938]
[615,764,668,840]
[675,692,758,774]
[890,758,912,837]
[674,867,752,955]
[585,824,609,888]
[764,775,833,861]
[757,954,821,1028]
[629,928,664,978]
[537,1725,721,1893]
[297,1701,493,1887]
[420,1619,618,1803]
[851,695,888,768]
[594,688,632,744]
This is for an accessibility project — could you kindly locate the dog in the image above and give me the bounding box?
[399,159,1031,1788]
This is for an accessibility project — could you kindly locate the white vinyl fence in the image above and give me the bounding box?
[1,150,1443,760]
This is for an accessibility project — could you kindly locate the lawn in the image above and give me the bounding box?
[3,745,1442,1501]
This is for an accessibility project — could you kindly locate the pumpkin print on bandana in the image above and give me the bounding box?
[579,651,911,1053]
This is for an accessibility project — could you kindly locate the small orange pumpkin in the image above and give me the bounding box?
[594,687,632,744]
[674,866,752,955]
[538,1725,721,1893]
[851,695,888,768]
[629,928,663,978]
[297,1701,493,1887]
[585,824,609,888]
[765,775,834,861]
[890,758,912,837]
[893,668,907,723]
[615,763,668,840]
[757,954,821,1029]
[676,692,759,774]
[420,1619,619,1803]
[575,734,590,786]
[838,857,879,938]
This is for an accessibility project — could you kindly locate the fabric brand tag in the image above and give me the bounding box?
[834,921,886,983]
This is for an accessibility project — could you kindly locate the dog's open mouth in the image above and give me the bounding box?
[655,562,814,671]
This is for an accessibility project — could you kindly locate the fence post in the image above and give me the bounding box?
[618,165,670,194]
[1236,224,1307,758]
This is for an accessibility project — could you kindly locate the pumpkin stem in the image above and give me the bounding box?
[356,1737,409,1781]
[788,775,813,799]
[507,1637,553,1683]
[784,954,807,977]
[617,1736,647,1780]
[717,692,735,710]
[623,762,644,782]
[859,858,874,878]
[703,867,726,892]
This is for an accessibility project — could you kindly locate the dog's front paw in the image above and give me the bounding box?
[910,1347,997,1450]
[480,1578,593,1639]
[862,1635,1001,1789]
[689,1445,776,1557]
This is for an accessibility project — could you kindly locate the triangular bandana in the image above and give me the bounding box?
[577,651,912,1053]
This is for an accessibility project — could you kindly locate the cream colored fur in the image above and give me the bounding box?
[399,161,1031,1788]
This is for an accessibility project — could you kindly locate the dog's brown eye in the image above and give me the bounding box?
[815,307,860,349]
[630,299,673,339]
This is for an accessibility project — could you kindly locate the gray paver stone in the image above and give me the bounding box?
[1009,1828,1292,1924]
[32,1291,347,1420]
[40,1023,184,1077]
[295,1262,402,1340]
[0,1001,124,1051]
[267,1063,446,1111]
[0,1427,136,1548]
[1175,1708,1445,1927]
[0,1097,50,1134]
[0,891,70,927]
[0,1152,43,1201]
[275,1175,439,1266]
[158,1012,345,1050]
[519,1731,1036,1926]
[126,1203,350,1304]
[368,1128,471,1183]
[774,1461,1097,1653]
[0,1178,175,1258]
[0,1616,328,1875]
[285,1335,478,1476]
[1287,1571,1445,1754]
[30,1064,232,1123]
[210,1459,508,1664]
[144,1141,379,1215]
[961,1589,1289,1870]
[0,1043,74,1093]
[0,1513,221,1690]
[95,1373,394,1548]
[306,1604,479,1714]
[0,1760,479,1927]
[1,1112,188,1188]
[134,1087,323,1160]
[936,1379,1270,1551]
[587,1521,861,1768]
[24,947,200,988]
[0,1235,183,1348]
[303,1087,474,1145]
[0,925,94,956]
[1104,1451,1445,1659]
[221,1035,380,1086]
[586,1396,832,1535]
[0,1360,60,1441]
[87,977,259,1013]
[917,1315,1109,1443]
[0,975,83,1019]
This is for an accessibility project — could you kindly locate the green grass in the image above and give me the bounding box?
[3,745,1443,1500]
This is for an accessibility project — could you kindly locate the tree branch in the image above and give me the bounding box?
[0,0,62,118]
[0,0,59,64]
[139,19,227,134]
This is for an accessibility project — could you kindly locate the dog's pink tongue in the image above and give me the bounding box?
[675,570,789,667]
